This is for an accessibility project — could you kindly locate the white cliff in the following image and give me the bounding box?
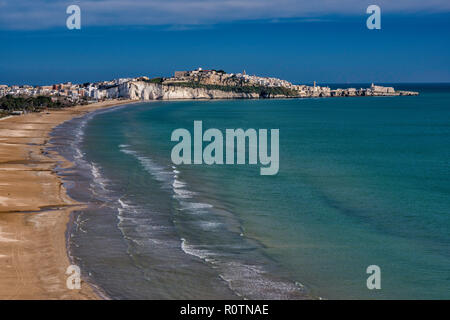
[98,79,418,101]
[120,81,260,100]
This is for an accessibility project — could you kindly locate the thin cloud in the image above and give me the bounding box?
[1,0,449,30]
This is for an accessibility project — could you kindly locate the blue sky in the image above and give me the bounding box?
[0,0,449,85]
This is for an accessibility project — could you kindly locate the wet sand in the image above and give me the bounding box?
[0,100,134,299]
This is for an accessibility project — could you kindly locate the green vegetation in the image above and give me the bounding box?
[165,82,299,97]
[143,77,164,84]
[0,95,74,114]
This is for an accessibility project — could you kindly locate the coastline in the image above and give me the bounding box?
[54,99,312,300]
[0,99,134,299]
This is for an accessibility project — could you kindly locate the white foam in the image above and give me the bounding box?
[120,146,172,185]
[89,163,109,191]
[173,188,195,200]
[118,198,130,208]
[179,201,213,210]
[74,147,84,160]
[199,221,222,230]
[91,163,101,179]
[172,179,186,189]
[181,238,213,260]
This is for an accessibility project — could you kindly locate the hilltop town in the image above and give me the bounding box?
[0,68,418,116]
[164,68,418,98]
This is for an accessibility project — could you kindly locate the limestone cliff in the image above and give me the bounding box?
[109,81,418,101]
[120,81,260,100]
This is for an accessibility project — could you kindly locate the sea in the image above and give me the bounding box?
[49,84,450,299]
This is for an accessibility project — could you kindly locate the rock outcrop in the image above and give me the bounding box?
[120,81,260,100]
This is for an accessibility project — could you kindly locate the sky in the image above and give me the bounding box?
[0,0,449,85]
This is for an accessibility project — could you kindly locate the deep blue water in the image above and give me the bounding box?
[52,84,450,299]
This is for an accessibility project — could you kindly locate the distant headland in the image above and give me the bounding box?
[0,68,419,116]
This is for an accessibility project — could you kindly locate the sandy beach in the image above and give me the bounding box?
[0,99,134,299]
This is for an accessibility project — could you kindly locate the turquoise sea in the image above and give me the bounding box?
[51,84,450,299]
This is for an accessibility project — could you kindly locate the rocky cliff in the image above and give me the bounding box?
[108,81,418,101]
[120,81,260,100]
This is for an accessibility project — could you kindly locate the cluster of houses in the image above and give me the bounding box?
[330,84,408,97]
[168,68,419,97]
[1,82,87,102]
[170,69,342,97]
[0,78,134,103]
[169,68,295,88]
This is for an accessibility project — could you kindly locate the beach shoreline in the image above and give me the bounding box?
[0,99,134,299]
